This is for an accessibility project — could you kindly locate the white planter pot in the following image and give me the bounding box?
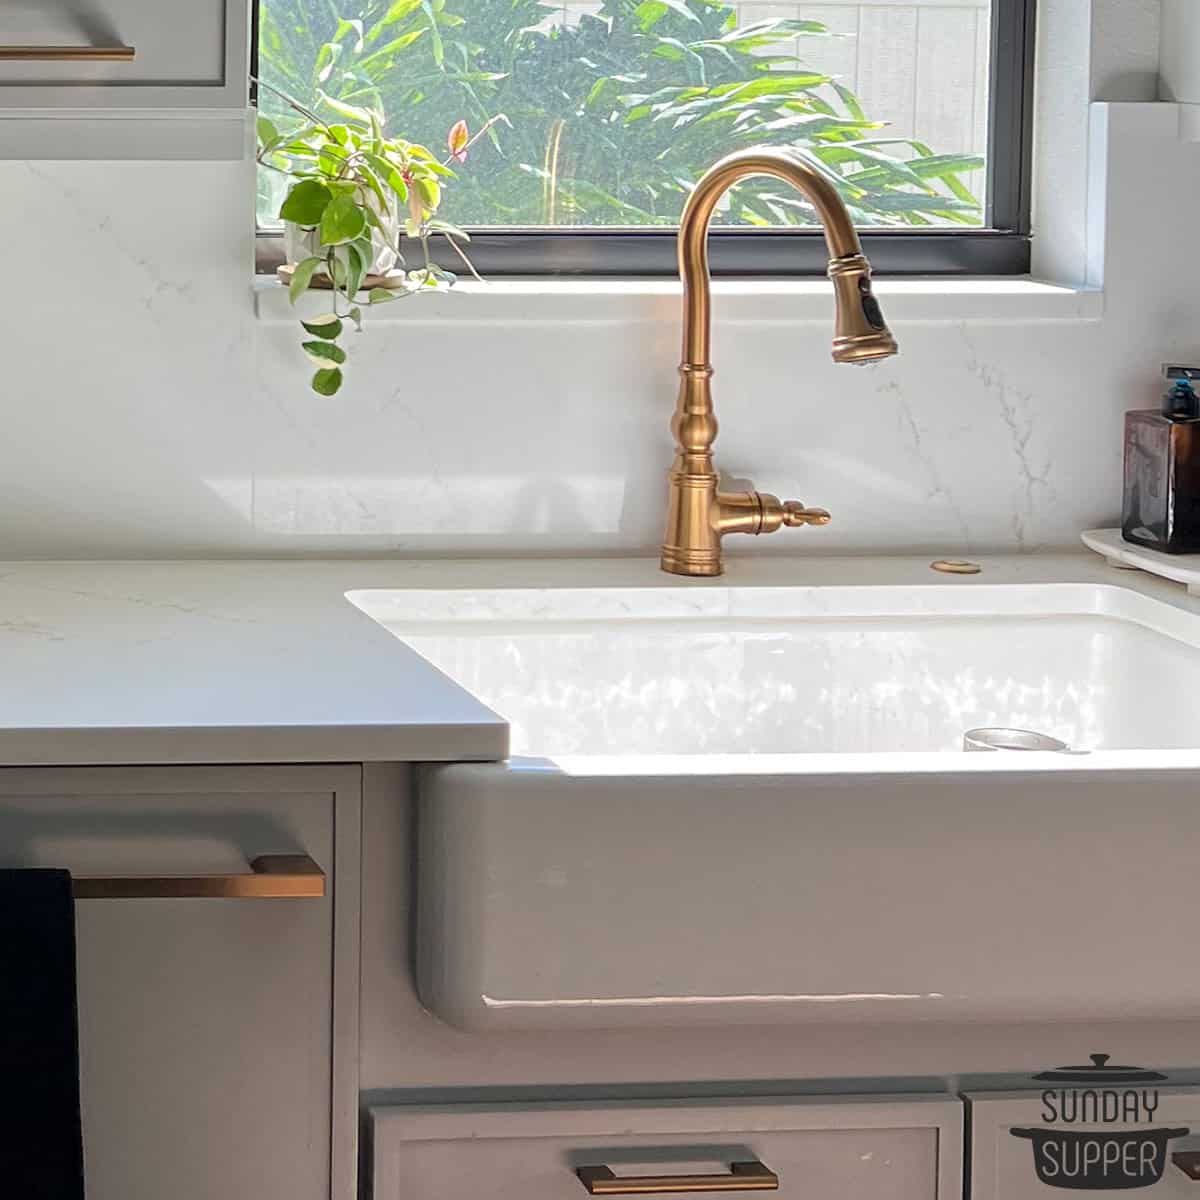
[283,206,400,276]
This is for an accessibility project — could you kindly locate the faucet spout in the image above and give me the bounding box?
[660,147,898,577]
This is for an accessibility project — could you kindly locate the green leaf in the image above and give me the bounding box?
[316,89,376,126]
[301,314,344,339]
[280,179,332,227]
[288,256,323,304]
[833,82,867,122]
[276,141,320,160]
[652,38,703,67]
[709,72,832,101]
[317,142,350,176]
[363,152,409,201]
[369,0,423,40]
[368,287,401,303]
[427,217,471,242]
[353,233,378,267]
[328,252,348,290]
[302,340,348,367]
[342,241,370,298]
[414,175,441,210]
[256,115,280,150]
[359,28,428,68]
[756,113,875,137]
[634,0,701,31]
[315,40,343,84]
[311,367,344,396]
[319,194,368,245]
[940,173,979,205]
[348,306,364,331]
[420,0,444,66]
[908,152,986,176]
[333,17,365,52]
[354,162,391,214]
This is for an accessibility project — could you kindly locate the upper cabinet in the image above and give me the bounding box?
[0,0,251,159]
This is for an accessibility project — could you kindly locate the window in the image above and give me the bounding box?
[254,0,1034,275]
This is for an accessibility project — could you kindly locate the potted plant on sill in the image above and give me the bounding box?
[256,79,506,395]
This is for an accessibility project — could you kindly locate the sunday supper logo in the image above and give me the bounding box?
[1010,1055,1186,1190]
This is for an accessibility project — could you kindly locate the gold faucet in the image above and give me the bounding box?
[660,147,899,577]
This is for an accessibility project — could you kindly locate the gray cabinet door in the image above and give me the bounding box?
[0,0,249,108]
[0,764,360,1200]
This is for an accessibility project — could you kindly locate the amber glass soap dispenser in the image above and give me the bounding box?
[1123,365,1200,554]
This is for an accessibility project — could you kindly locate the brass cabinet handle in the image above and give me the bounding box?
[0,45,135,61]
[577,1161,779,1195]
[1174,1152,1200,1180]
[72,854,325,900]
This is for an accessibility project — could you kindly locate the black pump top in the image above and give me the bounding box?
[1163,376,1200,420]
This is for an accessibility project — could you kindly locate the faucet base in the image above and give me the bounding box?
[659,546,723,577]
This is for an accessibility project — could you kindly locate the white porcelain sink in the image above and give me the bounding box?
[354,582,1200,760]
[349,558,1200,1032]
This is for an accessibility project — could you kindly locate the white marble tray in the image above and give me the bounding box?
[1082,528,1200,595]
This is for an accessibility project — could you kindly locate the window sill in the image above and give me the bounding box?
[252,276,1103,327]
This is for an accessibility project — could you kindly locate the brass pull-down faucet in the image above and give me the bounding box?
[660,147,899,577]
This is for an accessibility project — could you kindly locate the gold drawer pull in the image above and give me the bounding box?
[72,853,325,900]
[0,45,135,61]
[1174,1152,1200,1180]
[577,1161,779,1195]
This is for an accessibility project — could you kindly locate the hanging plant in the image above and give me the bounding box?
[256,78,507,394]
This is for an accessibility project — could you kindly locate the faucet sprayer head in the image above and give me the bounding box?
[829,253,898,364]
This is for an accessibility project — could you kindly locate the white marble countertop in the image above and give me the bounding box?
[0,559,512,766]
[0,551,1192,767]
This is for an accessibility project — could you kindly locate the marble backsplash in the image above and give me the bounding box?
[0,102,1192,559]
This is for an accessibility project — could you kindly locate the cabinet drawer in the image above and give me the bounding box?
[371,1096,962,1200]
[0,764,359,1200]
[968,1087,1200,1200]
[0,0,246,107]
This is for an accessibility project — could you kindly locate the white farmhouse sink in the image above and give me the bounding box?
[349,557,1200,1032]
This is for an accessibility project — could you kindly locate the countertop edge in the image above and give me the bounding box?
[0,722,511,768]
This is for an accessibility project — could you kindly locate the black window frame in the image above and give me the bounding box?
[253,0,1035,277]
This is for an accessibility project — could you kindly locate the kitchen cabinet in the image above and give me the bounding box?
[967,1085,1200,1200]
[0,0,250,158]
[0,764,361,1200]
[370,1095,963,1200]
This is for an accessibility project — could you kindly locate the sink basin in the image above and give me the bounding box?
[353,581,1200,760]
[349,558,1200,1031]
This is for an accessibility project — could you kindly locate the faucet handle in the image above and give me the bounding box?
[739,492,832,536]
[781,501,832,527]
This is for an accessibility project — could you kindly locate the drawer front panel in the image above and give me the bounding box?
[968,1089,1200,1200]
[373,1097,962,1200]
[0,0,246,106]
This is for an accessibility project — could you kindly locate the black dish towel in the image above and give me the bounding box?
[0,869,85,1200]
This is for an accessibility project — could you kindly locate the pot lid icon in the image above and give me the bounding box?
[1034,1053,1167,1084]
